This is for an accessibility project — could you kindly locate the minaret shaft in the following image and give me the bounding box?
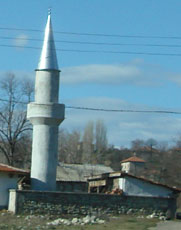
[31,124,59,190]
[27,13,64,191]
[35,70,60,103]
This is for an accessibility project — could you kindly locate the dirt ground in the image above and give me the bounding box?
[1,209,181,230]
[0,210,158,230]
[148,221,181,230]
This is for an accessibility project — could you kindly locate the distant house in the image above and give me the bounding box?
[56,163,113,192]
[88,171,181,198]
[121,156,146,176]
[0,163,29,208]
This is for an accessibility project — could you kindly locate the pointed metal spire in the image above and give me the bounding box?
[37,11,59,70]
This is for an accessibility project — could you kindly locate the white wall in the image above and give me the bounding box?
[118,176,173,197]
[121,162,145,175]
[121,162,130,173]
[0,172,19,207]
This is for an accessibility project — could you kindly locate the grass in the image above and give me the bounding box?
[0,210,159,230]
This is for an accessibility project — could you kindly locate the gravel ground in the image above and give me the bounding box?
[148,221,181,230]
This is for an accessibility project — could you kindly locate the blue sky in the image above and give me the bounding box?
[1,0,181,147]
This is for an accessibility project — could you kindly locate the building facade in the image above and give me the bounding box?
[0,164,29,208]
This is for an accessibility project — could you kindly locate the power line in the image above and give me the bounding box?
[2,35,181,48]
[1,44,181,57]
[0,44,41,50]
[1,26,181,40]
[66,106,181,115]
[0,98,180,115]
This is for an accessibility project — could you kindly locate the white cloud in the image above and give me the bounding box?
[13,34,29,47]
[61,61,167,87]
[61,64,141,84]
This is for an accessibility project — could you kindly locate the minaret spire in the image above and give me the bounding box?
[37,11,58,70]
[27,12,65,191]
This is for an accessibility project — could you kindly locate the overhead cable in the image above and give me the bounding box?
[1,26,181,39]
[1,44,181,57]
[2,35,181,48]
[0,98,180,115]
[66,106,181,114]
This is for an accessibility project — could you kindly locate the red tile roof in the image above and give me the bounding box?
[121,156,145,163]
[0,163,29,175]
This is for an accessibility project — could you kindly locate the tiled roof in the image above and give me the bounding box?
[0,163,29,174]
[121,156,145,163]
[57,163,114,182]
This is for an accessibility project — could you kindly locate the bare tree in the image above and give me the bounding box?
[173,134,181,149]
[82,121,94,163]
[0,73,33,166]
[145,138,158,150]
[157,141,168,152]
[145,138,158,159]
[58,129,81,164]
[131,139,145,150]
[22,78,34,103]
[58,129,69,163]
[95,120,107,152]
[59,120,108,165]
[67,130,81,163]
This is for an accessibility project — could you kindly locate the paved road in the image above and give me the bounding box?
[149,221,181,230]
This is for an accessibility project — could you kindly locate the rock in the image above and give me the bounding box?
[139,208,145,213]
[127,209,133,215]
[90,215,96,223]
[47,218,62,226]
[97,219,105,224]
[72,217,78,224]
[47,215,106,226]
[63,219,71,226]
[50,219,60,226]
[147,214,154,219]
[82,215,91,224]
[159,216,166,221]
[152,212,158,217]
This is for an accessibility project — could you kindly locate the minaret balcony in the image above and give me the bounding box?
[27,102,65,125]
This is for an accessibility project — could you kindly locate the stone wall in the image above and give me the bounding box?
[8,190,177,217]
[56,181,88,193]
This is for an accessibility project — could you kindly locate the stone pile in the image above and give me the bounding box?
[47,215,105,226]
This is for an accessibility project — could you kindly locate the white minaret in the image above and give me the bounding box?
[27,12,65,191]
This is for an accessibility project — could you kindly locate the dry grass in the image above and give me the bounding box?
[0,210,158,230]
